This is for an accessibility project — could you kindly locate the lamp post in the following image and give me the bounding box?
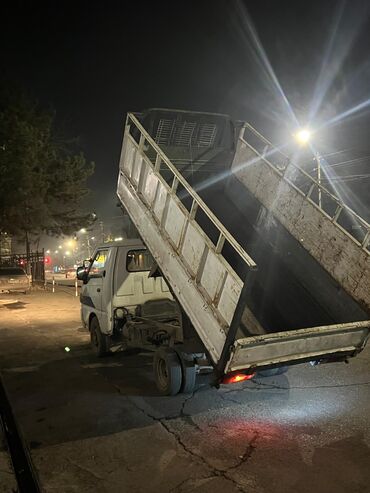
[64,251,70,270]
[79,228,91,257]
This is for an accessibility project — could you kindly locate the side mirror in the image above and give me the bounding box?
[76,266,88,283]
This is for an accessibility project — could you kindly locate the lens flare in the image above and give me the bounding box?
[294,129,311,145]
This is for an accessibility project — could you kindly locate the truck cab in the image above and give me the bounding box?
[79,239,177,350]
[78,239,210,395]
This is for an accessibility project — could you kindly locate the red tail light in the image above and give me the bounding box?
[222,372,255,384]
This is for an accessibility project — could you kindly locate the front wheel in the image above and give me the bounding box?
[153,348,182,396]
[90,317,110,357]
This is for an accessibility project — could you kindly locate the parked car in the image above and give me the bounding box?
[0,267,31,293]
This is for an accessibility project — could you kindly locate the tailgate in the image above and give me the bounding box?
[225,321,370,373]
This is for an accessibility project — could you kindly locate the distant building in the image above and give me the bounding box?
[0,232,12,257]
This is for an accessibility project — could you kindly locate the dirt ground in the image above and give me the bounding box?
[0,289,370,493]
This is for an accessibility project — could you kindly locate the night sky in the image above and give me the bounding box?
[1,0,370,222]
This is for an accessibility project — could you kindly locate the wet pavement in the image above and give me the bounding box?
[0,290,369,492]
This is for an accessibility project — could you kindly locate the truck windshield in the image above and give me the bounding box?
[89,249,109,277]
[126,250,153,272]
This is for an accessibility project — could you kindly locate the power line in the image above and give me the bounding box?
[321,173,370,182]
[325,155,370,168]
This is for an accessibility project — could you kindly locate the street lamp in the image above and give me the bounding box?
[294,128,322,208]
[294,128,311,145]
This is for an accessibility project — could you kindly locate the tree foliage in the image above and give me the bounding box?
[0,87,94,239]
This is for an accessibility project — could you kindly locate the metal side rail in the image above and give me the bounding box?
[232,124,370,312]
[226,320,370,373]
[117,113,257,366]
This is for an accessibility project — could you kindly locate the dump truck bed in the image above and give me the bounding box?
[116,109,370,375]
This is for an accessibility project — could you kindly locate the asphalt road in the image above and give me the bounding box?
[0,290,369,493]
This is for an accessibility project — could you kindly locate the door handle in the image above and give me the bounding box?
[97,288,101,292]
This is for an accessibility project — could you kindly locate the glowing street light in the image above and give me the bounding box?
[54,250,59,254]
[294,128,311,145]
[79,228,86,234]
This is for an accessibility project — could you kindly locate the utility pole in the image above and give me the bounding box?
[25,231,31,275]
[86,234,91,258]
[316,152,322,208]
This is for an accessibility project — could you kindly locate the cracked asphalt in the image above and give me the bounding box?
[0,290,370,493]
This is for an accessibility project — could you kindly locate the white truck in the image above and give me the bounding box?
[78,108,370,395]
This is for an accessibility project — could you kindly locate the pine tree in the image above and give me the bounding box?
[0,87,95,249]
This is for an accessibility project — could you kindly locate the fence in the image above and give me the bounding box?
[0,251,45,284]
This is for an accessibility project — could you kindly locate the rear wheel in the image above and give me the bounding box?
[153,348,182,396]
[179,354,196,394]
[90,317,110,357]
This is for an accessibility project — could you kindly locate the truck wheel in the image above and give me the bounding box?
[153,348,182,396]
[256,366,288,377]
[178,354,196,394]
[90,317,110,357]
[181,364,196,394]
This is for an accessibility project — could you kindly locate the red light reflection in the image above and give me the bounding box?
[222,372,256,384]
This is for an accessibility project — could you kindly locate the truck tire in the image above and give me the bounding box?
[90,317,110,357]
[177,353,196,394]
[181,362,196,394]
[256,366,288,377]
[153,348,182,396]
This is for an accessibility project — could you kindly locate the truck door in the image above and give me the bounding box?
[86,248,110,314]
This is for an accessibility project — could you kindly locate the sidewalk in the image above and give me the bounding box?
[0,290,85,369]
